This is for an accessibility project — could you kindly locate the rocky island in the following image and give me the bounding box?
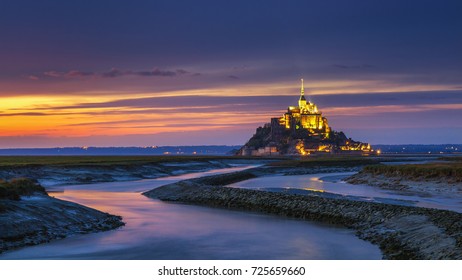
[237,80,376,156]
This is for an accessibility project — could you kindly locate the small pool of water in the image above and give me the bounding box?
[228,172,462,213]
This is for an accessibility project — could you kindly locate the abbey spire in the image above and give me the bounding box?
[300,78,305,96]
[298,78,307,108]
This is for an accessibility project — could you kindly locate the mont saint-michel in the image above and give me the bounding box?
[238,80,374,156]
[2,2,462,276]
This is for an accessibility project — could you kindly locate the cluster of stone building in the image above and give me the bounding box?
[238,79,374,156]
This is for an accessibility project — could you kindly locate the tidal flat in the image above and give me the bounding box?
[1,155,461,259]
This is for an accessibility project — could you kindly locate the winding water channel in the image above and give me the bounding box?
[228,172,462,213]
[1,166,381,260]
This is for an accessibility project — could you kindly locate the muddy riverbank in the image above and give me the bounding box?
[0,193,124,254]
[346,165,462,198]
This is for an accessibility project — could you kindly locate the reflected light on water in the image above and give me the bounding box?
[229,172,462,213]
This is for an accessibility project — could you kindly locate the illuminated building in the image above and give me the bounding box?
[238,79,374,156]
[278,79,330,139]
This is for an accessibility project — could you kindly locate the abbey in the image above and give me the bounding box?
[238,80,374,156]
[278,79,330,139]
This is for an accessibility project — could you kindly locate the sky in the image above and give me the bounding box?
[0,0,461,148]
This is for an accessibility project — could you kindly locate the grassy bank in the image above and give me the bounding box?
[268,156,381,168]
[0,178,47,200]
[363,163,462,182]
[0,155,281,167]
[440,156,462,162]
[0,155,401,169]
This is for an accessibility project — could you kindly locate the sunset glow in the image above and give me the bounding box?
[1,1,461,147]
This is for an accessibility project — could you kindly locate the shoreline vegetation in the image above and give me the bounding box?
[0,154,442,168]
[0,155,281,167]
[1,155,462,258]
[346,161,462,196]
[0,178,47,200]
[355,162,462,183]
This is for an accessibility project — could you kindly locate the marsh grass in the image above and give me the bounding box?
[0,155,270,167]
[363,163,462,182]
[0,178,47,200]
[439,156,462,162]
[268,156,380,168]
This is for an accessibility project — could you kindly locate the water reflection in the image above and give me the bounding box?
[0,167,381,260]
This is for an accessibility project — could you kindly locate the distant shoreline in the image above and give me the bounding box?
[0,146,241,156]
[0,144,460,156]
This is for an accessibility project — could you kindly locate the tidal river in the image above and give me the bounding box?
[1,166,381,260]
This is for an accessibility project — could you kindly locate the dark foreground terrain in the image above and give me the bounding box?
[0,179,124,253]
